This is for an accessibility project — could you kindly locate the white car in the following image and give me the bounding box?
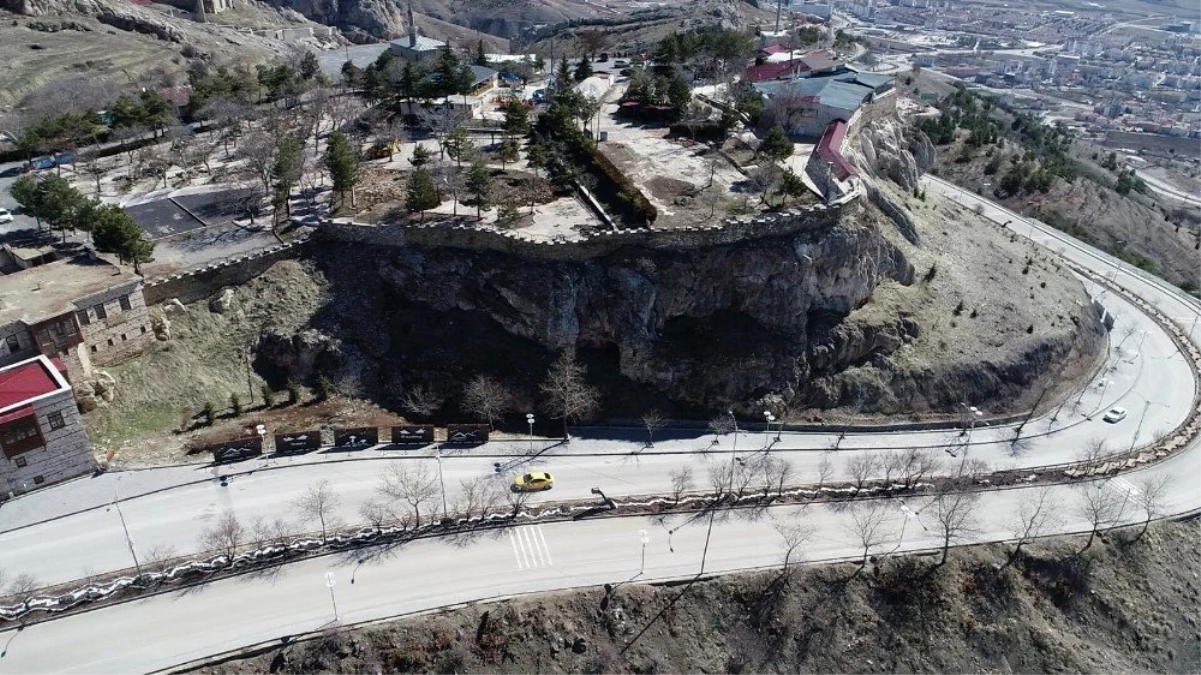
[1102,407,1127,423]
[613,59,629,68]
[0,208,12,224]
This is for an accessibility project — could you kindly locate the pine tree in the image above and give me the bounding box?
[272,135,303,221]
[759,125,794,162]
[573,56,593,82]
[323,131,359,209]
[405,166,440,221]
[411,143,432,168]
[474,40,488,67]
[445,127,474,168]
[556,56,571,91]
[465,160,493,219]
[499,137,520,170]
[503,99,531,136]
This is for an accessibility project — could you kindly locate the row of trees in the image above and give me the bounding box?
[10,174,154,272]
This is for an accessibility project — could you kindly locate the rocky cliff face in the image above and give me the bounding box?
[853,119,936,192]
[329,212,917,411]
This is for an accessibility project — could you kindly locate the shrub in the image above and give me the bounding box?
[1026,325,1034,334]
[315,375,334,402]
[230,393,242,417]
[261,384,275,407]
[953,301,964,316]
[286,379,302,405]
[202,401,216,426]
[923,264,937,283]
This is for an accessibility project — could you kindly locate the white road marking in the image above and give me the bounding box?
[1108,477,1141,498]
[510,526,554,570]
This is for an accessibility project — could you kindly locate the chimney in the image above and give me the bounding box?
[407,1,416,48]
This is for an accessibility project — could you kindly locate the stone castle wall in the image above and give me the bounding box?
[319,202,848,261]
[144,238,311,306]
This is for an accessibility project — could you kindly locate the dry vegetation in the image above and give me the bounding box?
[195,520,1201,674]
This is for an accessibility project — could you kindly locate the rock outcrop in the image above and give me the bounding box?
[74,371,117,412]
[366,216,915,409]
[853,119,935,192]
[256,327,343,383]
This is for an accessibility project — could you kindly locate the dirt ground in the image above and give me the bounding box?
[84,259,333,466]
[194,520,1201,674]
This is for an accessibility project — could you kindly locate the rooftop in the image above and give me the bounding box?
[390,35,446,52]
[0,355,69,413]
[0,256,139,327]
[755,72,890,112]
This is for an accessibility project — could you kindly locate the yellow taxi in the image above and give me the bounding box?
[513,471,555,492]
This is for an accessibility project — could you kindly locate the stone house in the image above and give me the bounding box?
[0,255,155,380]
[1,355,94,496]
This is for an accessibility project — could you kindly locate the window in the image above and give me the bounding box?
[119,295,132,311]
[121,334,127,342]
[76,309,91,326]
[47,412,65,430]
[4,334,18,354]
[1,417,44,458]
[141,326,147,335]
[33,475,44,485]
[14,456,26,468]
[94,303,107,320]
[107,338,114,347]
[91,345,98,353]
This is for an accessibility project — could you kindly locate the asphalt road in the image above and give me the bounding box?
[0,176,1198,673]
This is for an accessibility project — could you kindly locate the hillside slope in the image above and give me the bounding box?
[195,520,1201,674]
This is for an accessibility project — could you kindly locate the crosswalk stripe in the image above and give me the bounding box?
[536,526,554,567]
[509,526,554,570]
[508,530,525,569]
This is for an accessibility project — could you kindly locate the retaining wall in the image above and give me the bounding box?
[143,237,311,305]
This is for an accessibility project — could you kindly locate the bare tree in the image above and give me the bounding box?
[238,130,277,195]
[847,500,895,570]
[669,466,694,505]
[1074,481,1130,552]
[463,374,515,429]
[399,383,443,419]
[377,462,440,527]
[80,147,107,196]
[707,412,735,437]
[895,448,941,489]
[418,106,467,161]
[293,479,342,543]
[250,515,293,548]
[1076,437,1111,474]
[200,511,245,559]
[817,453,834,489]
[1007,487,1060,566]
[926,489,981,566]
[359,498,396,533]
[642,410,666,448]
[1132,474,1172,542]
[505,485,532,518]
[539,350,600,439]
[433,163,465,217]
[757,455,794,499]
[846,454,881,492]
[455,476,505,522]
[774,515,816,577]
[4,573,39,600]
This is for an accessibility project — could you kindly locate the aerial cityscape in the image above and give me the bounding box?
[0,0,1198,671]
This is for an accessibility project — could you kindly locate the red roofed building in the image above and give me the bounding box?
[1,355,93,496]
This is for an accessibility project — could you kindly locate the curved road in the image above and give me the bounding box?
[0,177,1199,673]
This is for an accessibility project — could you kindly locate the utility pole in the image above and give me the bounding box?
[113,498,142,576]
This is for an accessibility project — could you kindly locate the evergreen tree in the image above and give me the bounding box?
[556,56,571,90]
[474,40,488,67]
[758,125,794,162]
[340,61,362,88]
[526,142,549,178]
[411,143,432,168]
[272,135,303,221]
[299,51,321,80]
[10,175,44,229]
[573,56,593,82]
[445,127,474,168]
[405,166,440,221]
[499,137,520,170]
[465,160,493,219]
[435,44,462,98]
[503,99,531,136]
[323,131,360,208]
[90,204,155,273]
[777,168,807,205]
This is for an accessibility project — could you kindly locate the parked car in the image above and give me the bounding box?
[613,59,629,68]
[531,88,547,104]
[0,208,12,224]
[513,471,554,492]
[1102,407,1127,423]
[30,157,55,171]
[54,152,75,166]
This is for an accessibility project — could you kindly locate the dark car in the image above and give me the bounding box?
[30,157,55,171]
[55,152,76,166]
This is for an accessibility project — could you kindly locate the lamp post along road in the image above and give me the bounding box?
[763,411,775,449]
[638,529,649,576]
[113,497,142,576]
[324,572,339,622]
[526,413,535,453]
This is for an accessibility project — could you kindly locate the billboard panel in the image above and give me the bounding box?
[333,427,379,448]
[390,425,435,445]
[211,436,264,464]
[274,430,321,455]
[445,424,490,444]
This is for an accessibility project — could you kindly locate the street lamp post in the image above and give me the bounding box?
[638,529,649,576]
[959,404,982,437]
[762,411,775,449]
[112,496,142,576]
[435,447,448,518]
[526,413,535,453]
[324,571,339,622]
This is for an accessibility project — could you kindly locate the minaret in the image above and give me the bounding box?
[407,0,417,48]
[195,0,206,23]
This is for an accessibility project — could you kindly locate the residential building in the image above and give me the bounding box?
[1,355,94,496]
[745,50,842,83]
[756,72,895,137]
[389,35,447,64]
[0,255,154,380]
